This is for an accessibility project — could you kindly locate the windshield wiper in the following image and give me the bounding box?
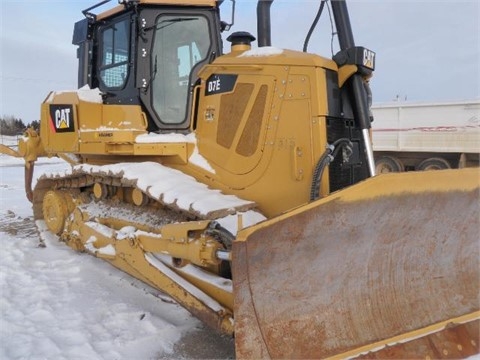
[142,54,157,94]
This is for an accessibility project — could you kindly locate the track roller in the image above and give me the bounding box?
[42,190,75,235]
[131,188,149,206]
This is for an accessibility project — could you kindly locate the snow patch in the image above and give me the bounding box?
[80,126,139,132]
[238,46,283,57]
[216,210,266,236]
[135,132,195,144]
[186,133,216,174]
[60,162,255,220]
[116,226,137,240]
[135,132,216,174]
[189,144,216,174]
[85,236,116,257]
[145,253,227,314]
[85,221,115,238]
[45,84,103,104]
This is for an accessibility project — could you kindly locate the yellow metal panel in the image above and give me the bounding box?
[186,63,330,218]
[133,143,189,163]
[96,5,125,20]
[198,75,275,176]
[216,48,338,72]
[337,64,357,87]
[80,130,144,143]
[102,105,148,130]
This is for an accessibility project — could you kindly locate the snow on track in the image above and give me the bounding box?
[41,161,266,235]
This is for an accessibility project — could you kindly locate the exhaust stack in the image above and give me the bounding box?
[257,0,273,47]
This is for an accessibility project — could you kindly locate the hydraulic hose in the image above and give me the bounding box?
[310,138,353,201]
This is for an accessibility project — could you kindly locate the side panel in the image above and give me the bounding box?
[40,91,148,157]
[192,64,331,218]
[197,74,276,176]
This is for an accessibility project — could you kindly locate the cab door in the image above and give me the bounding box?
[137,9,222,131]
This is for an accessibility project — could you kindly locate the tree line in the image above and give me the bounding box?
[0,116,40,136]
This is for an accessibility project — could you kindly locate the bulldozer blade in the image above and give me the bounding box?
[233,168,480,359]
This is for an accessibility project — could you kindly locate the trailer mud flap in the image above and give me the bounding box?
[232,168,480,359]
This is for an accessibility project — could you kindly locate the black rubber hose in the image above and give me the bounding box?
[310,150,333,201]
[303,0,326,52]
[310,138,353,201]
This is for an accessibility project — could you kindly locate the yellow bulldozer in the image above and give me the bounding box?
[1,0,478,358]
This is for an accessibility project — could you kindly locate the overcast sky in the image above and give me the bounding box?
[0,0,479,122]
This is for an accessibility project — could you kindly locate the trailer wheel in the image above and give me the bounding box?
[416,157,451,171]
[375,156,404,173]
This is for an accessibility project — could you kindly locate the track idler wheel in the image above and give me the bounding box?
[42,190,75,235]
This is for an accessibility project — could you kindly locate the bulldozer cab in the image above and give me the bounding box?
[72,0,223,131]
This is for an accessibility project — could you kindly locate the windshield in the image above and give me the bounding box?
[151,15,211,125]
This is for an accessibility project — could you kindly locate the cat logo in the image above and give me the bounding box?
[49,105,75,133]
[363,49,375,70]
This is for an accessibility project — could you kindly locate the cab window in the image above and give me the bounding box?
[151,15,210,125]
[99,18,130,89]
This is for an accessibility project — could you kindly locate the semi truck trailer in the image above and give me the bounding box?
[372,100,480,172]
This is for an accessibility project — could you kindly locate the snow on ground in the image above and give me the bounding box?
[0,137,234,359]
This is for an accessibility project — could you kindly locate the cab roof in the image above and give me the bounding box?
[97,0,218,21]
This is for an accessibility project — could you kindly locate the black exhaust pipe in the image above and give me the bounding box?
[257,0,273,47]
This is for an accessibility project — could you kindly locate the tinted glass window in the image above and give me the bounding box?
[151,15,210,125]
[100,18,129,88]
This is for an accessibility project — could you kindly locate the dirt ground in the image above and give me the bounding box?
[159,324,235,359]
